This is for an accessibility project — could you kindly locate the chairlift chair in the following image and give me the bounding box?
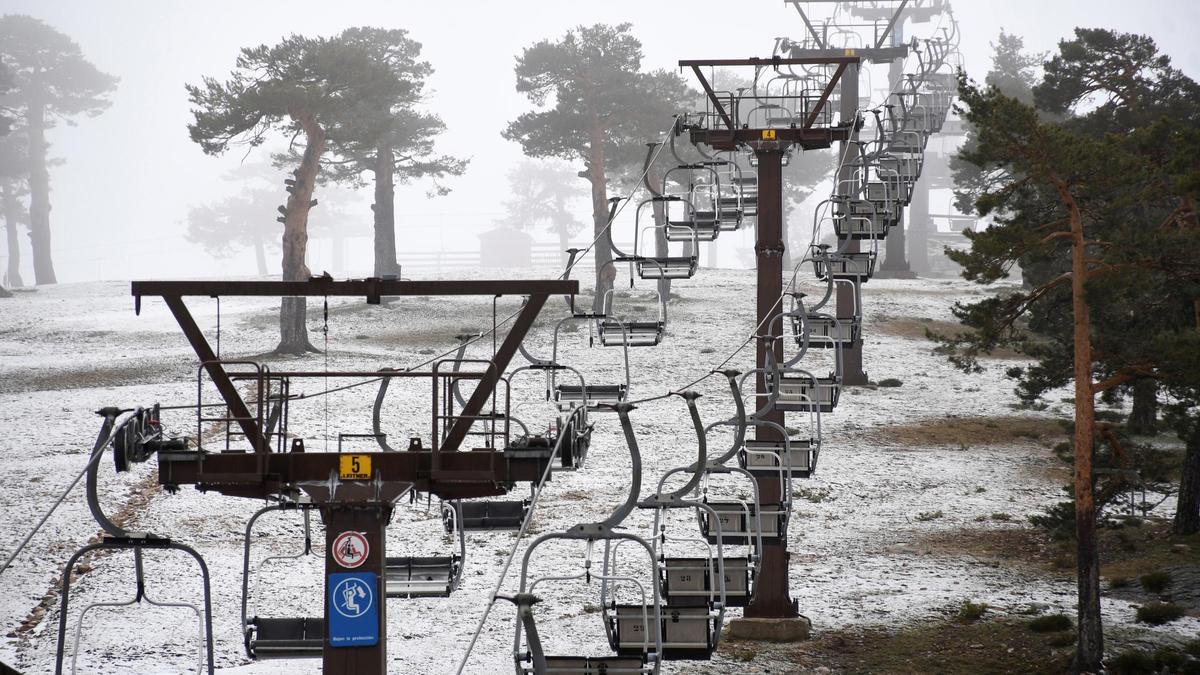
[241,500,323,660]
[55,408,215,675]
[385,497,466,598]
[596,288,666,348]
[772,369,841,414]
[550,317,632,412]
[506,403,663,674]
[615,197,699,281]
[443,498,530,532]
[810,245,878,281]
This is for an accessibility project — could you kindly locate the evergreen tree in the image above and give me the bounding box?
[319,27,466,277]
[0,15,117,285]
[494,160,586,263]
[187,33,399,354]
[503,23,692,311]
[943,28,1200,671]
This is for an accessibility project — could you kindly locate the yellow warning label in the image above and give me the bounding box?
[844,48,857,57]
[339,454,371,480]
[761,129,777,140]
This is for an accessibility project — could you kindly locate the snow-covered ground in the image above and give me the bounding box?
[0,269,1192,674]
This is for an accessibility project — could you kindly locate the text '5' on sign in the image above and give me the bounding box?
[339,454,371,480]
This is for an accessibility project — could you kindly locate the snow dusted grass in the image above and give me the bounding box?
[0,270,1195,674]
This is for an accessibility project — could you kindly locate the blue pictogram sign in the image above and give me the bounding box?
[328,572,378,647]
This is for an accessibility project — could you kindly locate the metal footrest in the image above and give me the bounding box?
[445,499,528,531]
[699,502,786,545]
[384,555,460,598]
[597,320,664,347]
[247,616,324,659]
[741,439,818,478]
[555,384,628,411]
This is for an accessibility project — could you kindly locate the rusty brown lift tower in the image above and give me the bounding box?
[680,55,859,619]
[130,277,576,674]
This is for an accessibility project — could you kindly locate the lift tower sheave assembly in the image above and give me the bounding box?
[130,277,576,675]
[681,55,860,619]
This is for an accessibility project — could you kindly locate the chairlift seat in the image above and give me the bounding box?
[635,256,697,280]
[597,320,665,348]
[812,251,877,280]
[740,439,818,478]
[384,555,461,598]
[246,616,324,659]
[610,605,716,660]
[555,384,628,411]
[773,374,840,413]
[794,315,860,346]
[661,556,752,607]
[833,214,890,239]
[665,222,720,242]
[445,500,528,532]
[699,502,786,545]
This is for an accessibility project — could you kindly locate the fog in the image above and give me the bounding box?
[2,0,1197,283]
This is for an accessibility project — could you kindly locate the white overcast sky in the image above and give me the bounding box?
[1,0,1197,282]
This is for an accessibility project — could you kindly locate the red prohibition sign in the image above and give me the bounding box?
[331,531,369,569]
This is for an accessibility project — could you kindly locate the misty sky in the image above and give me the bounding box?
[2,0,1197,283]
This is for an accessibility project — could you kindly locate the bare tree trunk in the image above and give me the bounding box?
[276,113,326,355]
[1063,185,1102,673]
[253,236,268,277]
[1128,378,1158,435]
[588,123,613,315]
[373,141,399,277]
[1175,421,1200,535]
[26,102,55,285]
[2,181,24,288]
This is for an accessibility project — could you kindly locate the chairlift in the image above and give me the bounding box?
[614,196,699,281]
[385,496,466,598]
[550,316,632,411]
[597,288,666,348]
[809,244,878,281]
[55,408,214,675]
[241,500,323,660]
[503,403,662,674]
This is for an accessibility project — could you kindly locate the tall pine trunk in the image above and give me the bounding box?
[27,102,55,285]
[1128,378,1158,435]
[276,114,325,355]
[2,182,23,288]
[1175,421,1200,535]
[373,141,399,277]
[587,121,613,315]
[1063,184,1102,672]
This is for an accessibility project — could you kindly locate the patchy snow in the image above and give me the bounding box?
[0,270,1191,674]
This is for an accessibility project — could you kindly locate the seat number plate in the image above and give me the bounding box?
[761,129,777,140]
[339,454,371,480]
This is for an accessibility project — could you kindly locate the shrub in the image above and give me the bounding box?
[1029,501,1075,539]
[957,600,988,621]
[991,512,1013,522]
[915,510,944,522]
[1138,570,1172,594]
[1109,576,1131,589]
[1027,614,1072,633]
[1135,601,1185,625]
[1108,650,1158,675]
[877,378,903,387]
